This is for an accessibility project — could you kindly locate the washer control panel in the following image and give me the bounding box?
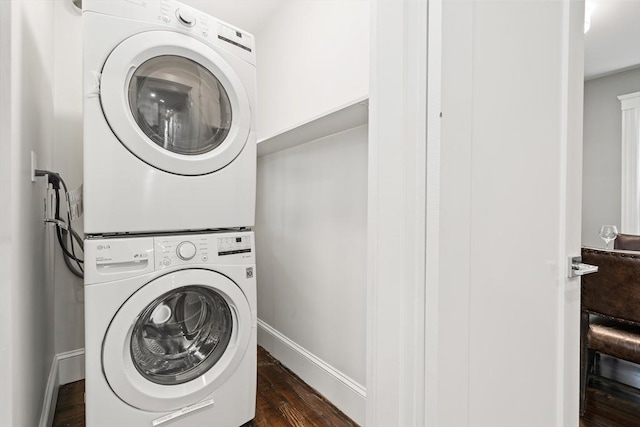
[176,241,197,260]
[84,231,254,284]
[154,231,254,270]
[217,235,252,256]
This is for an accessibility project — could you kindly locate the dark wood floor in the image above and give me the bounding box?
[581,377,640,427]
[53,346,357,427]
[54,346,640,427]
[580,354,640,427]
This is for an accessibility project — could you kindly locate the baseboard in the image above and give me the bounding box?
[257,319,366,425]
[39,349,85,427]
[38,336,367,424]
[58,348,85,385]
[39,354,60,427]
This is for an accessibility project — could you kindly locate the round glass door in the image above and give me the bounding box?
[130,285,233,385]
[129,56,232,156]
[102,269,252,411]
[100,31,252,176]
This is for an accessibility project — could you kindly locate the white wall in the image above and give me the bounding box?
[52,1,85,358]
[0,2,56,426]
[255,126,368,422]
[582,67,640,247]
[255,0,370,140]
[253,2,370,422]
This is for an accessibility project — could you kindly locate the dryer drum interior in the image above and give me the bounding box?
[97,30,253,177]
[128,55,233,156]
[130,285,233,385]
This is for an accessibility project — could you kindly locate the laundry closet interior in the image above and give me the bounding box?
[9,1,370,426]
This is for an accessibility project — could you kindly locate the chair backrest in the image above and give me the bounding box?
[581,248,640,325]
[614,233,640,251]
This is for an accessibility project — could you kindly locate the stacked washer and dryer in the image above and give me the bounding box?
[82,1,257,426]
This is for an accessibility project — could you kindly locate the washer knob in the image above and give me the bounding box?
[176,8,196,27]
[176,241,197,260]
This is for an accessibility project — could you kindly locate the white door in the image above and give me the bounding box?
[438,2,585,425]
[100,31,251,175]
[103,269,252,411]
[367,0,584,426]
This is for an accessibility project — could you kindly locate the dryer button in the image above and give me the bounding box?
[177,241,197,260]
[176,8,196,27]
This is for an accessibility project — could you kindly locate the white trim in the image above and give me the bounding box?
[618,91,640,110]
[425,0,442,424]
[256,319,365,425]
[559,2,585,425]
[39,355,60,427]
[58,348,85,385]
[367,0,428,425]
[618,91,640,234]
[39,349,86,427]
[257,96,369,157]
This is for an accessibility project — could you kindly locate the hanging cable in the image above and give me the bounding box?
[35,169,84,278]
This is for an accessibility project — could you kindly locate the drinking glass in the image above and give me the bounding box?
[598,225,618,250]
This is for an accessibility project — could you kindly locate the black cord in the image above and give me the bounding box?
[37,169,85,278]
[53,187,83,263]
[55,176,84,274]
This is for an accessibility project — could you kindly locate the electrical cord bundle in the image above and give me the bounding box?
[36,169,84,278]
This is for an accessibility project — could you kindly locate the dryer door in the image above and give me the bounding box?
[100,31,251,176]
[102,269,252,411]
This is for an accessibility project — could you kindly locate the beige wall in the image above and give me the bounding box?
[582,67,640,247]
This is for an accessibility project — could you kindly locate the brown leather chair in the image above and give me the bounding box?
[579,247,640,415]
[615,233,640,251]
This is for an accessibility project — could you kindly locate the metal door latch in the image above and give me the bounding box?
[568,256,598,278]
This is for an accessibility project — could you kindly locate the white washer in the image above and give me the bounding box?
[83,0,257,235]
[84,231,257,427]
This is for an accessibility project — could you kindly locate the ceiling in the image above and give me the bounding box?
[584,0,640,79]
[181,0,638,81]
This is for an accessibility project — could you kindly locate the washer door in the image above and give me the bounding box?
[100,31,251,176]
[102,269,252,411]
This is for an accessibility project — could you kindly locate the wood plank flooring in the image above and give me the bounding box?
[53,346,357,427]
[581,355,640,427]
[581,377,640,427]
[54,346,640,427]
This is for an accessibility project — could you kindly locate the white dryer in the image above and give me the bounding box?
[84,231,256,427]
[83,0,256,235]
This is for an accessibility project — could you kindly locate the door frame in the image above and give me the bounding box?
[366,0,428,424]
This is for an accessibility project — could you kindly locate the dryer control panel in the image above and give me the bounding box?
[82,0,256,65]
